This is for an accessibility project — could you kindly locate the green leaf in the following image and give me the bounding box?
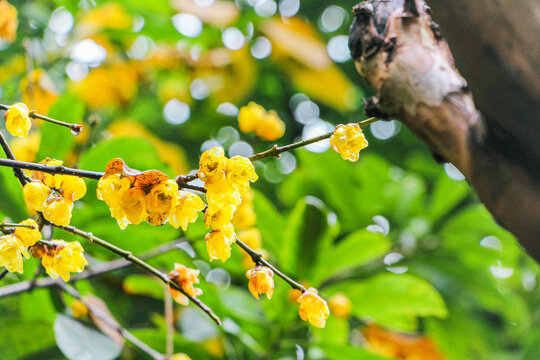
[315,230,390,284]
[0,166,27,219]
[0,319,56,359]
[37,95,85,161]
[122,275,164,300]
[326,273,447,331]
[281,197,339,276]
[320,344,393,360]
[54,314,123,360]
[252,189,284,256]
[429,172,470,222]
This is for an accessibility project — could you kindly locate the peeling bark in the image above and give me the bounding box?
[349,0,540,261]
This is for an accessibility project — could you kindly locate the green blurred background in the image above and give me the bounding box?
[0,0,539,359]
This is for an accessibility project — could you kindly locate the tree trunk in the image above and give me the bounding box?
[349,0,540,261]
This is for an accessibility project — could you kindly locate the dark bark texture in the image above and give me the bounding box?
[349,0,540,261]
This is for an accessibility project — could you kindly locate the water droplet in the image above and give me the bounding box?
[70,124,83,136]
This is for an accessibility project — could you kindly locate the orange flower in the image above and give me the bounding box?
[246,266,274,300]
[168,263,203,305]
[328,293,352,319]
[0,0,17,42]
[297,287,330,328]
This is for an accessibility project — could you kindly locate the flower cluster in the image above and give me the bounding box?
[97,171,205,230]
[0,0,17,43]
[23,158,87,226]
[238,102,285,141]
[330,123,368,162]
[168,263,203,306]
[246,266,274,300]
[0,219,40,273]
[4,103,31,138]
[297,287,330,328]
[199,147,258,262]
[39,240,88,282]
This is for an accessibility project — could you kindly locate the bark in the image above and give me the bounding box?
[349,0,540,261]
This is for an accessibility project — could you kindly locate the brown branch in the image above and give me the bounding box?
[0,239,189,298]
[59,283,166,360]
[349,0,540,260]
[0,104,83,135]
[0,130,30,185]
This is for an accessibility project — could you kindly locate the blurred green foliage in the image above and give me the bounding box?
[0,0,539,360]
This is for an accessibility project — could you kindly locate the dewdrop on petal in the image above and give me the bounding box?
[4,103,31,138]
[330,123,368,162]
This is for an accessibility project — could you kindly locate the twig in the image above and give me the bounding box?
[0,104,83,135]
[56,224,221,325]
[59,283,166,360]
[0,158,104,179]
[0,239,189,298]
[164,287,174,357]
[235,237,306,292]
[0,130,30,185]
[0,223,37,230]
[179,117,379,183]
[249,117,378,162]
[0,270,8,281]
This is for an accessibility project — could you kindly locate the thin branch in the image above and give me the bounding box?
[0,158,104,179]
[0,239,189,298]
[0,270,8,281]
[0,130,30,185]
[164,287,174,357]
[179,117,379,183]
[0,104,83,135]
[55,224,221,325]
[59,282,166,360]
[0,223,37,229]
[235,237,306,292]
[249,117,378,162]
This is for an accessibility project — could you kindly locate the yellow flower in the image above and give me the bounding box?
[97,174,130,208]
[43,198,74,227]
[198,147,227,183]
[10,132,40,163]
[4,103,31,138]
[330,123,368,162]
[145,180,178,226]
[205,177,242,209]
[60,175,87,202]
[238,228,262,268]
[79,3,132,32]
[70,299,89,319]
[238,102,285,141]
[238,102,265,133]
[232,190,256,230]
[20,69,58,114]
[14,219,41,250]
[225,156,258,193]
[169,191,206,230]
[23,181,52,212]
[120,187,147,225]
[246,266,274,300]
[328,293,352,319]
[42,240,87,282]
[204,204,236,230]
[168,263,203,306]
[33,159,64,189]
[297,287,330,328]
[0,235,25,273]
[0,0,17,42]
[170,354,191,360]
[205,225,236,262]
